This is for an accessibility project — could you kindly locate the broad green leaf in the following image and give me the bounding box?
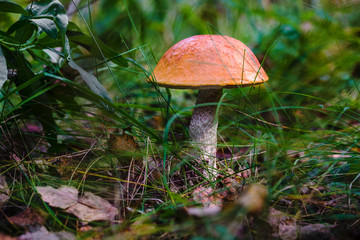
[30,18,57,39]
[63,35,71,58]
[68,60,112,102]
[14,22,38,44]
[0,73,45,104]
[7,19,30,34]
[9,52,58,147]
[32,35,62,48]
[0,46,8,90]
[26,0,68,38]
[69,34,128,67]
[0,1,29,15]
[2,19,37,47]
[67,21,82,32]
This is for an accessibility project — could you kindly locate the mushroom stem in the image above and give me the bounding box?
[189,88,223,180]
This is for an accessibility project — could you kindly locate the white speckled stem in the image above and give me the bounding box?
[189,89,222,181]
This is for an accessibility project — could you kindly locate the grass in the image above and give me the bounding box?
[0,0,360,239]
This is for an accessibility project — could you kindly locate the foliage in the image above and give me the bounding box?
[0,0,131,150]
[0,0,360,239]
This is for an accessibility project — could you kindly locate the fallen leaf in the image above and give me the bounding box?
[300,223,334,239]
[67,191,118,222]
[186,205,221,217]
[237,184,268,214]
[55,156,79,178]
[20,123,43,133]
[268,208,297,240]
[37,186,78,209]
[9,208,45,228]
[18,226,75,240]
[108,128,139,165]
[78,225,104,240]
[147,115,164,130]
[351,147,360,152]
[108,128,138,153]
[267,208,335,240]
[36,186,118,222]
[217,169,243,201]
[0,233,16,240]
[192,186,221,207]
[0,175,10,207]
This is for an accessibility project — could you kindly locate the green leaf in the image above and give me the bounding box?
[69,34,128,67]
[0,1,29,15]
[26,0,68,38]
[14,22,38,44]
[8,52,58,147]
[67,21,82,32]
[7,19,30,35]
[63,35,71,58]
[30,18,57,39]
[32,35,63,49]
[0,46,8,90]
[68,60,112,102]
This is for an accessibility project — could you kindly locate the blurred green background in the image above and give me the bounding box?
[74,0,360,104]
[3,0,360,116]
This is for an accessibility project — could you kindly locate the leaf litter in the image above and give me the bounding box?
[0,175,10,208]
[36,185,118,222]
[18,226,75,240]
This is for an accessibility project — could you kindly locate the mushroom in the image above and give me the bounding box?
[150,35,268,181]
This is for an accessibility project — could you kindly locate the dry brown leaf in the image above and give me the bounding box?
[9,208,45,228]
[300,223,334,239]
[37,186,78,209]
[351,146,360,152]
[267,208,334,240]
[268,208,297,240]
[36,186,118,222]
[0,233,16,240]
[237,184,268,214]
[108,128,140,166]
[108,128,138,153]
[78,225,104,240]
[56,156,79,178]
[67,191,118,222]
[192,186,221,207]
[147,115,164,130]
[217,169,243,201]
[18,226,75,240]
[0,175,10,207]
[186,205,221,217]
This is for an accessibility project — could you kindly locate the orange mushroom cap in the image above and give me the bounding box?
[150,35,269,89]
